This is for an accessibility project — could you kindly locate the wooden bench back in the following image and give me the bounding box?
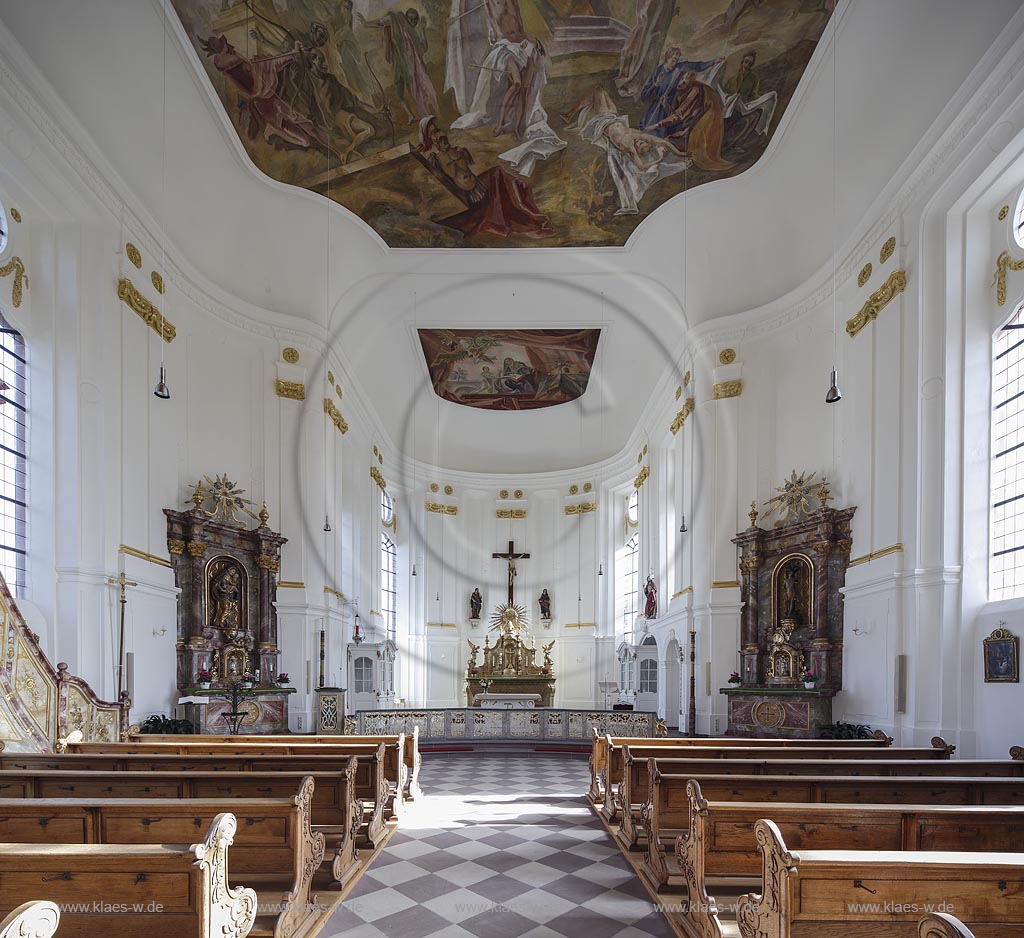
[737,818,1024,937]
[0,814,257,938]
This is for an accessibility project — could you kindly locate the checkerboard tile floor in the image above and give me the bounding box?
[322,754,673,938]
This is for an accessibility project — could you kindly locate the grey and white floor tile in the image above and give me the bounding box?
[322,754,673,938]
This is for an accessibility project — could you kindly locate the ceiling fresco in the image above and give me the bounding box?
[418,329,600,409]
[171,0,834,248]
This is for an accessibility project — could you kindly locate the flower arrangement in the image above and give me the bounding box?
[276,672,290,684]
[541,668,549,675]
[728,671,742,684]
[240,671,255,687]
[469,668,478,676]
[197,670,213,682]
[801,669,818,685]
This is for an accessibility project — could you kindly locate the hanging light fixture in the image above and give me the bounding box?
[598,562,604,577]
[679,513,688,534]
[352,607,362,644]
[323,515,331,532]
[154,2,170,401]
[825,20,842,405]
[411,561,417,577]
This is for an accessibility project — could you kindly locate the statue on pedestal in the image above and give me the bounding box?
[470,588,482,619]
[538,589,551,619]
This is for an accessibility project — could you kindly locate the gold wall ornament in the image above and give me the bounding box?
[117,278,175,341]
[187,473,259,525]
[633,465,650,490]
[118,544,172,568]
[187,541,207,557]
[711,580,740,589]
[683,370,691,386]
[0,256,28,309]
[167,539,185,555]
[426,502,458,515]
[762,470,823,520]
[713,379,743,399]
[274,379,305,401]
[564,502,596,515]
[499,489,509,498]
[670,397,695,434]
[370,466,387,490]
[335,384,343,398]
[327,371,335,384]
[675,386,682,400]
[846,269,907,337]
[748,500,759,526]
[848,543,903,567]
[719,348,736,365]
[583,482,592,492]
[323,586,346,601]
[150,271,165,294]
[282,347,300,364]
[496,508,527,519]
[125,243,142,268]
[999,205,1010,221]
[323,397,348,434]
[642,444,648,455]
[514,489,523,499]
[431,483,440,493]
[995,250,1024,307]
[373,445,379,456]
[858,263,872,287]
[569,485,579,495]
[880,236,896,264]
[9,208,21,223]
[445,485,454,495]
[378,453,383,464]
[256,555,280,572]
[278,581,305,589]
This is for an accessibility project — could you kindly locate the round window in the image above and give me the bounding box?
[0,204,8,255]
[1013,187,1024,249]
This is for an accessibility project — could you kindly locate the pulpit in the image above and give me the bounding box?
[725,478,855,737]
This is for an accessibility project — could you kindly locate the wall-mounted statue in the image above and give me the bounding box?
[470,588,482,619]
[538,589,551,619]
[644,576,658,618]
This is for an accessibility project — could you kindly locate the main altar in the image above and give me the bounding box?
[466,541,556,707]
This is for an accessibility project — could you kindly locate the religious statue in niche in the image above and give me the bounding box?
[644,576,658,618]
[210,564,244,636]
[470,588,482,620]
[538,589,552,620]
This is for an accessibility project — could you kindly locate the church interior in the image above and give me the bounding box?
[0,0,1021,935]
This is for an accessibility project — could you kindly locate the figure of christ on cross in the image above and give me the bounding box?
[492,540,530,604]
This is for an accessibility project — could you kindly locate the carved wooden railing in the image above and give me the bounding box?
[0,573,129,751]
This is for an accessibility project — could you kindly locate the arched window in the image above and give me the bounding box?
[381,533,397,638]
[619,532,639,628]
[0,311,27,596]
[380,488,393,525]
[1013,188,1024,250]
[991,305,1024,599]
[639,658,658,693]
[627,488,639,526]
[354,656,373,693]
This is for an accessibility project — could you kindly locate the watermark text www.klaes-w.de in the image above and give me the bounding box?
[847,901,956,915]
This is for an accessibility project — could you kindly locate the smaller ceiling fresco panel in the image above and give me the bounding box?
[172,0,832,247]
[418,328,600,409]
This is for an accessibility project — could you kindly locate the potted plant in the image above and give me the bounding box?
[276,672,290,685]
[240,671,255,689]
[196,670,213,690]
[469,667,478,677]
[801,669,818,689]
[727,671,742,685]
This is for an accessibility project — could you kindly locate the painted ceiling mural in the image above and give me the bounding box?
[172,0,834,248]
[418,329,600,408]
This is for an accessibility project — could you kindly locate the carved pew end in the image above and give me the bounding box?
[919,912,977,938]
[0,901,60,938]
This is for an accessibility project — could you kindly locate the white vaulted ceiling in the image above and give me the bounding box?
[0,0,1019,472]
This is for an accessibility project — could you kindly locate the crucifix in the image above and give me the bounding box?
[107,571,137,701]
[492,540,530,605]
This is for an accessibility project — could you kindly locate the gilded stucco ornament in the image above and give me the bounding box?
[327,371,335,384]
[282,347,300,363]
[999,205,1010,221]
[324,397,348,434]
[880,236,896,264]
[370,466,387,490]
[150,271,165,294]
[858,263,872,287]
[583,482,592,492]
[0,256,28,308]
[634,465,650,490]
[514,489,523,498]
[117,278,175,341]
[430,483,439,493]
[497,509,527,518]
[445,485,454,495]
[846,269,907,336]
[499,489,509,498]
[718,348,736,365]
[275,379,306,400]
[564,502,596,515]
[670,398,695,435]
[569,485,579,495]
[683,370,691,386]
[426,502,458,515]
[9,208,21,223]
[995,250,1024,307]
[712,380,742,399]
[125,243,142,268]
[675,386,682,400]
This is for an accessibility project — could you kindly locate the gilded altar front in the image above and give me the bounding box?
[466,611,555,707]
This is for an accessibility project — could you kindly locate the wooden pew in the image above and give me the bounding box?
[0,745,391,845]
[653,777,1024,931]
[0,764,367,879]
[598,736,954,821]
[101,728,424,800]
[56,737,409,814]
[0,813,258,938]
[587,728,894,803]
[919,913,977,938]
[0,781,329,938]
[735,818,1024,937]
[0,901,60,938]
[611,746,1023,847]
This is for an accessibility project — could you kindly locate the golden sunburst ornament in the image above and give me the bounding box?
[187,474,259,526]
[762,470,826,520]
[490,602,529,636]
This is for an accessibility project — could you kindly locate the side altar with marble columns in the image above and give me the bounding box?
[724,476,855,738]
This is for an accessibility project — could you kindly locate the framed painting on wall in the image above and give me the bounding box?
[983,626,1020,683]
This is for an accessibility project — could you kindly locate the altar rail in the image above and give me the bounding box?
[0,574,129,751]
[356,708,659,742]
